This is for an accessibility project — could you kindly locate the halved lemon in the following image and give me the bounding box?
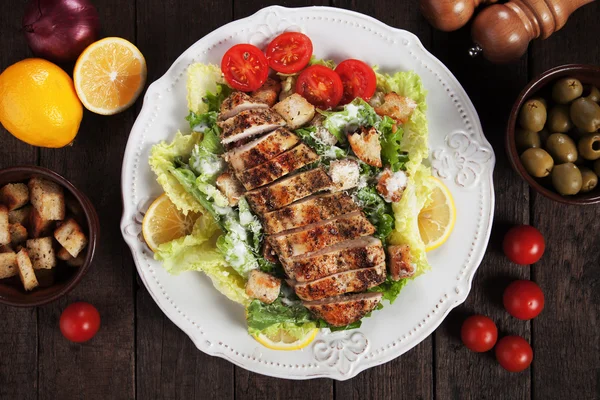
[419,177,456,252]
[142,194,200,252]
[73,37,147,115]
[253,327,319,351]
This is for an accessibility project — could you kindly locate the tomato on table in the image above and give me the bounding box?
[295,65,344,109]
[503,225,545,265]
[495,335,533,372]
[461,314,498,352]
[60,302,101,343]
[265,32,313,74]
[503,280,545,320]
[335,59,377,104]
[221,44,269,91]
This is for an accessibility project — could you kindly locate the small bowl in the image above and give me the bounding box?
[506,64,600,205]
[0,166,99,307]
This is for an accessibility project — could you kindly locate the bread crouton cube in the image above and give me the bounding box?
[348,126,382,168]
[30,208,54,238]
[35,268,55,287]
[374,92,417,124]
[8,205,31,227]
[0,183,29,211]
[10,223,28,245]
[0,205,9,246]
[28,177,65,221]
[0,252,18,279]
[273,93,315,129]
[16,249,38,291]
[328,159,360,191]
[26,237,56,270]
[245,270,281,304]
[387,244,415,281]
[54,218,87,258]
[0,244,13,254]
[215,172,245,207]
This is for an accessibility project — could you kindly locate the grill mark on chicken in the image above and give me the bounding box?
[303,292,383,327]
[218,109,285,144]
[219,91,268,121]
[223,128,299,171]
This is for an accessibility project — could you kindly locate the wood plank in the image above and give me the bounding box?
[529,3,600,399]
[430,19,532,400]
[134,0,235,399]
[35,1,136,399]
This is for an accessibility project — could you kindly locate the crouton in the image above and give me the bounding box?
[54,218,87,258]
[348,126,382,167]
[0,205,9,245]
[28,177,65,221]
[245,270,281,304]
[35,268,55,287]
[8,205,31,227]
[26,237,56,270]
[16,249,38,291]
[9,223,28,245]
[252,78,282,107]
[328,159,361,191]
[377,168,408,203]
[215,172,245,207]
[374,92,417,124]
[67,254,85,267]
[273,93,316,129]
[0,183,29,211]
[30,208,53,238]
[57,247,72,261]
[0,244,13,253]
[0,252,18,279]
[387,244,415,281]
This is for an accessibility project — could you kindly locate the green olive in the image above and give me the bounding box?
[551,163,582,195]
[521,148,554,178]
[577,133,600,160]
[552,77,583,104]
[515,129,541,151]
[545,133,578,163]
[531,97,547,108]
[538,128,551,145]
[583,85,600,103]
[570,97,600,133]
[547,105,573,133]
[579,167,598,193]
[594,159,600,176]
[519,99,547,132]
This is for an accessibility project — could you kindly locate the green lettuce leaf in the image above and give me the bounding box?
[309,56,337,69]
[354,187,394,244]
[378,115,409,172]
[321,98,380,142]
[186,63,225,114]
[369,275,409,303]
[246,298,316,338]
[295,126,346,160]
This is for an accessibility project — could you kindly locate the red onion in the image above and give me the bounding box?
[23,0,100,63]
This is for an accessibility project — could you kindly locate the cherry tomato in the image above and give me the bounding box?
[503,225,545,265]
[59,302,101,343]
[495,336,533,372]
[461,315,498,352]
[221,44,269,91]
[295,65,344,109]
[265,32,313,74]
[503,280,545,320]
[335,59,377,104]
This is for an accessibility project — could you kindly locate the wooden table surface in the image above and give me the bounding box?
[1,1,599,399]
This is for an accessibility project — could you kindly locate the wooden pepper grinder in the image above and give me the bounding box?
[420,0,497,31]
[470,0,596,63]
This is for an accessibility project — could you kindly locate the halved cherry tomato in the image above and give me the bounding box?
[265,32,313,74]
[461,315,498,352]
[503,280,545,320]
[495,336,533,372]
[335,59,377,104]
[503,225,545,265]
[221,44,269,91]
[295,65,343,109]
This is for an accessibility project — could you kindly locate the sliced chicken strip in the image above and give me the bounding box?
[281,236,384,282]
[223,128,299,171]
[236,143,319,191]
[219,92,268,120]
[245,167,333,214]
[218,109,285,144]
[267,211,376,259]
[251,78,281,107]
[304,292,383,327]
[262,192,359,235]
[289,263,386,301]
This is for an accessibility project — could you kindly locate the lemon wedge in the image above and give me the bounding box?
[253,327,319,351]
[418,177,456,252]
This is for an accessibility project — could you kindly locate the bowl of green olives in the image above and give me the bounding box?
[507,64,600,205]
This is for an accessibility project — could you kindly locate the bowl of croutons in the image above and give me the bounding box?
[0,166,98,306]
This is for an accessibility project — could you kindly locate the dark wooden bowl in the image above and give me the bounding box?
[0,166,99,307]
[506,64,600,205]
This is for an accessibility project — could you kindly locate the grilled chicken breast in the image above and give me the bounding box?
[289,263,386,301]
[219,92,268,120]
[262,192,359,235]
[245,168,333,214]
[281,236,384,282]
[267,211,376,259]
[218,109,285,144]
[223,128,299,172]
[236,143,319,190]
[304,292,383,327]
[251,78,281,107]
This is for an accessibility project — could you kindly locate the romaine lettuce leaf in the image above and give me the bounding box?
[321,98,380,142]
[295,126,346,160]
[354,187,394,244]
[378,115,409,172]
[246,298,317,340]
[186,63,225,114]
[309,56,336,69]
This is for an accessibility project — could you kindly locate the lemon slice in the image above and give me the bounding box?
[418,177,456,252]
[74,37,147,115]
[142,194,200,252]
[253,327,319,351]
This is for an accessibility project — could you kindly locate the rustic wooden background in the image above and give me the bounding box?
[0,1,598,399]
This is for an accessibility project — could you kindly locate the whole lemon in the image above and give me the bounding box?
[0,58,83,148]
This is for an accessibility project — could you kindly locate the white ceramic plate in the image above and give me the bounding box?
[121,6,495,380]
